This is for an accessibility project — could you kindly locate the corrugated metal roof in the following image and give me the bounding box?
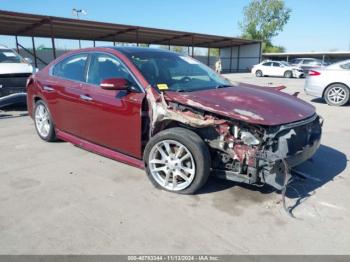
[0,10,260,48]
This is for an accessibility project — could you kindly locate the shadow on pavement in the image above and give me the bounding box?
[285,144,347,214]
[311,97,350,107]
[0,104,28,119]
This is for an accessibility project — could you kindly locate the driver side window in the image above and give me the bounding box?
[87,53,137,87]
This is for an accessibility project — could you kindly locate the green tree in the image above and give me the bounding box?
[263,43,285,53]
[239,0,291,52]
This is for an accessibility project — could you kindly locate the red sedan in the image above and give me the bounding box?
[27,47,322,194]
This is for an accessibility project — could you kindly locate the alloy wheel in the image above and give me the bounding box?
[35,104,51,138]
[327,86,347,104]
[148,140,196,191]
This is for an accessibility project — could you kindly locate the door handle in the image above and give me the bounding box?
[80,94,93,101]
[43,86,54,92]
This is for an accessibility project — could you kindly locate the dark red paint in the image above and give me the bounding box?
[27,47,316,167]
[165,84,315,125]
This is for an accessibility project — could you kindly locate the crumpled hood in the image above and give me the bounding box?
[164,84,315,126]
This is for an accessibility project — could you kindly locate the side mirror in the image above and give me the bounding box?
[100,78,130,90]
[24,57,33,64]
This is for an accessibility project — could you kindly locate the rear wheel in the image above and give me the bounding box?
[284,70,292,78]
[324,83,349,106]
[144,128,210,194]
[255,70,263,77]
[34,100,57,142]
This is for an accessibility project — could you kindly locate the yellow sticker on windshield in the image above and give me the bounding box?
[157,84,169,90]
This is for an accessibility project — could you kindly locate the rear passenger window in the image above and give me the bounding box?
[262,62,272,66]
[272,62,281,67]
[52,54,88,82]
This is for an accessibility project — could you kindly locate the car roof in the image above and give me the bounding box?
[261,60,283,63]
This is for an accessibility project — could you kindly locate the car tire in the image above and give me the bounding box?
[324,83,350,106]
[34,100,57,142]
[255,70,263,77]
[284,70,292,78]
[144,127,211,194]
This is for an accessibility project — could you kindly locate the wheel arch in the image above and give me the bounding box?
[322,82,350,98]
[142,120,196,156]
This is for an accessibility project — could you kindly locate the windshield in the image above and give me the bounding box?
[125,51,231,92]
[0,49,22,64]
[280,61,290,66]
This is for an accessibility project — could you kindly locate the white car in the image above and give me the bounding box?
[0,45,36,108]
[304,59,350,106]
[252,61,304,78]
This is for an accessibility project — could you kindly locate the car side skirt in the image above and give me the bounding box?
[56,129,145,169]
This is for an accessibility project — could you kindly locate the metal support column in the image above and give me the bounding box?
[15,35,19,53]
[236,45,241,72]
[136,29,139,46]
[168,41,170,50]
[93,41,96,47]
[229,42,233,73]
[50,20,56,59]
[258,42,262,63]
[207,47,210,67]
[31,36,37,68]
[187,46,190,56]
[191,36,194,57]
[113,41,116,46]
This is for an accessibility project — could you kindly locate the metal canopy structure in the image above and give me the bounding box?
[263,51,350,63]
[0,10,261,72]
[0,10,259,48]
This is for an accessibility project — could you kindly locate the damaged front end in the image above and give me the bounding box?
[144,86,323,190]
[208,113,323,190]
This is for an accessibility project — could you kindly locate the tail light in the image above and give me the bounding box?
[309,70,321,76]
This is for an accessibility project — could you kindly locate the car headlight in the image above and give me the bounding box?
[240,131,260,146]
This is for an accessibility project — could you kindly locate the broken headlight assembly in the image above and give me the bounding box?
[240,130,260,146]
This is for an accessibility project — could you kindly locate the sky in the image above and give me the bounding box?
[0,0,349,52]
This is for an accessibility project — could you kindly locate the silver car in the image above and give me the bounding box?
[304,59,350,106]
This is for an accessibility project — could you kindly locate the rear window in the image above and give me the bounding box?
[0,49,22,64]
[52,54,88,82]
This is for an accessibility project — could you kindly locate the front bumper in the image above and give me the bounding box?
[293,70,305,78]
[0,74,29,108]
[259,114,323,189]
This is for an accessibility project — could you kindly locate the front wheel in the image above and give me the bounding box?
[284,70,293,78]
[34,100,57,142]
[324,84,350,106]
[144,127,211,194]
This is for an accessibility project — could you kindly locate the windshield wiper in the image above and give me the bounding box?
[174,88,191,92]
[215,84,232,89]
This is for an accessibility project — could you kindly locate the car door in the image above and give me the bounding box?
[41,53,89,136]
[261,62,272,75]
[78,52,145,158]
[272,62,284,76]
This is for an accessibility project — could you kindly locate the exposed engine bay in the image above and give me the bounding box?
[144,86,323,190]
